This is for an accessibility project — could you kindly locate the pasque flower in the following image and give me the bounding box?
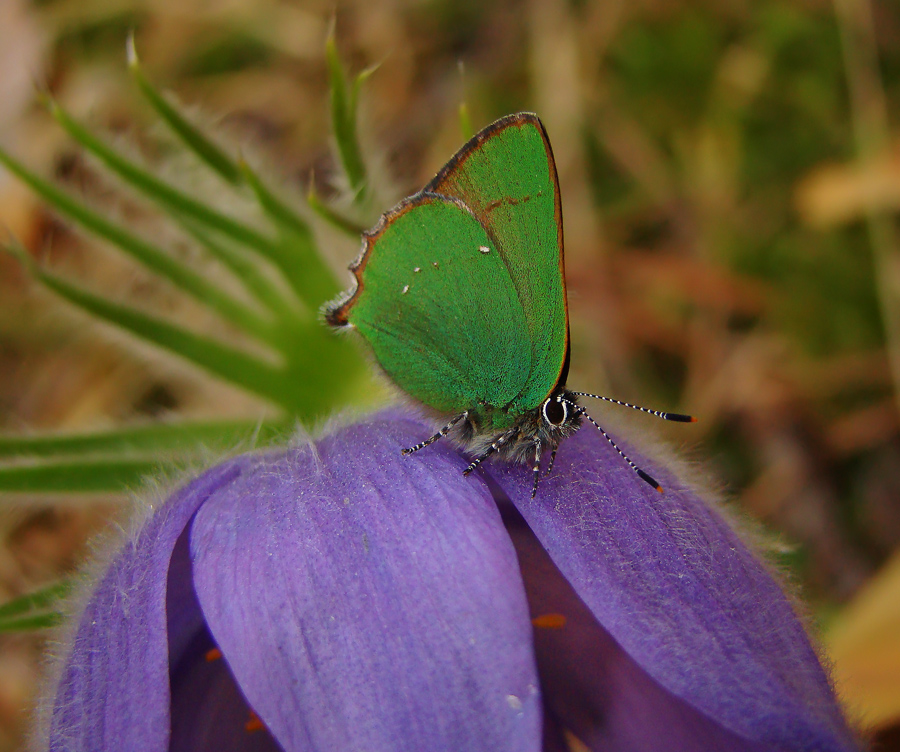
[39,410,857,751]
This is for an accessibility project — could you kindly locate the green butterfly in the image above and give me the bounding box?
[326,113,693,497]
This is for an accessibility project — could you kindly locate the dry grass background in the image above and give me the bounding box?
[1,0,900,748]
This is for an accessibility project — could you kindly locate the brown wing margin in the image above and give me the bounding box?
[323,196,423,328]
[323,118,538,329]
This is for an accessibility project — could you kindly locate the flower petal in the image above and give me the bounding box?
[189,413,542,752]
[169,624,284,752]
[167,530,283,752]
[504,497,766,751]
[47,459,249,752]
[489,427,857,751]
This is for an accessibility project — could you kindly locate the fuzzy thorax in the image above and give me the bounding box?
[443,388,583,466]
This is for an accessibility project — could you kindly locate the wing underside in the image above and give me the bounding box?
[426,113,568,412]
[343,195,531,414]
[326,113,568,416]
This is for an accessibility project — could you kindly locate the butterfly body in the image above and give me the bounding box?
[437,388,582,464]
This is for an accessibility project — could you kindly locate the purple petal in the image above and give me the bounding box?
[167,531,283,752]
[47,459,249,752]
[488,426,857,751]
[189,413,542,752]
[169,625,283,752]
[503,498,766,751]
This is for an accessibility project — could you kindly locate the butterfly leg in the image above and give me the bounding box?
[544,446,558,478]
[530,440,543,498]
[463,427,519,476]
[402,412,468,456]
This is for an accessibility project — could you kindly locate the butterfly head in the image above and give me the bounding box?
[541,390,577,432]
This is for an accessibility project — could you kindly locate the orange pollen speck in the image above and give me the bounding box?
[532,613,567,629]
[245,710,264,734]
[204,647,223,662]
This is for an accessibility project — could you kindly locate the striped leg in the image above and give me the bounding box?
[463,427,520,476]
[530,440,543,498]
[545,446,558,478]
[402,412,468,456]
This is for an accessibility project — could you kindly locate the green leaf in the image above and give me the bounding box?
[0,457,162,492]
[239,160,311,237]
[240,161,341,303]
[0,39,382,505]
[459,101,474,141]
[175,215,299,320]
[0,419,290,459]
[24,262,295,409]
[44,99,281,259]
[128,34,243,186]
[274,229,341,309]
[0,613,64,632]
[307,181,367,237]
[0,150,275,342]
[0,581,71,620]
[0,582,70,631]
[326,31,370,205]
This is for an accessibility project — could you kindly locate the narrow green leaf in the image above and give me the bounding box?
[0,457,162,492]
[175,215,299,321]
[459,101,474,141]
[0,612,65,632]
[0,581,72,620]
[0,150,276,342]
[239,162,342,303]
[127,34,243,186]
[307,182,367,237]
[351,62,379,118]
[239,160,311,237]
[326,32,369,204]
[27,265,294,409]
[0,581,70,632]
[44,100,280,258]
[32,102,329,308]
[274,229,341,306]
[0,419,290,459]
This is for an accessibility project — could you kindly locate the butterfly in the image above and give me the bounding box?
[325,113,693,497]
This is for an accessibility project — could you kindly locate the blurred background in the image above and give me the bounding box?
[1,0,899,749]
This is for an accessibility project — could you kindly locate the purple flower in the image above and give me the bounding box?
[40,410,857,751]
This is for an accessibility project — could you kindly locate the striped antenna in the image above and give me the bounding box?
[570,393,696,423]
[560,398,664,493]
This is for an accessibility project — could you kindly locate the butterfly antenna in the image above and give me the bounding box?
[570,393,696,423]
[561,399,664,493]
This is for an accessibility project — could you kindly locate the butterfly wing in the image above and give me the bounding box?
[425,113,568,412]
[327,194,532,415]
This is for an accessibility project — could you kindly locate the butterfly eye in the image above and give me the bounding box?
[542,396,567,426]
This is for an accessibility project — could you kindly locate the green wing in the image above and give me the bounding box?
[329,194,532,414]
[426,113,568,412]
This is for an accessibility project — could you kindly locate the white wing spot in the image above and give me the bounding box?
[432,261,439,269]
[479,245,491,254]
[413,267,421,273]
[401,285,410,294]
